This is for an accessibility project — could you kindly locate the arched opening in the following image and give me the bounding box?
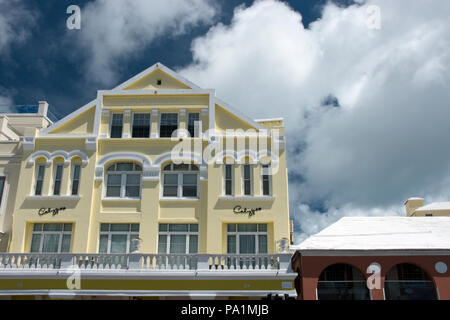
[317,263,370,300]
[385,263,436,300]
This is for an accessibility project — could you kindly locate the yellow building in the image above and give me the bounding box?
[405,198,450,217]
[0,63,295,299]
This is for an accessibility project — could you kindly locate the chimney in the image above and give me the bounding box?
[404,198,424,216]
[38,101,48,116]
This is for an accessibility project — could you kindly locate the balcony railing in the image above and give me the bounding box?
[0,253,292,272]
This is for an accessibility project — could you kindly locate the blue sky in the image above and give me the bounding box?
[1,0,449,242]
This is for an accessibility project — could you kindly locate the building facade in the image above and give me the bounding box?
[405,198,450,217]
[291,217,450,300]
[0,63,295,299]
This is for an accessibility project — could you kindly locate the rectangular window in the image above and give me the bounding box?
[110,113,123,138]
[158,224,198,254]
[30,223,73,253]
[187,113,200,137]
[227,223,267,254]
[243,165,252,196]
[0,176,5,208]
[261,165,271,196]
[224,165,233,196]
[71,164,81,195]
[132,113,150,138]
[160,113,178,138]
[53,165,63,196]
[98,223,140,253]
[105,163,142,199]
[162,163,198,199]
[35,165,45,195]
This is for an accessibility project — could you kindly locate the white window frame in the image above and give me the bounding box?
[227,224,268,254]
[98,223,139,254]
[109,113,124,138]
[260,164,272,196]
[187,112,201,138]
[52,164,64,196]
[104,162,142,200]
[34,164,46,196]
[161,163,199,199]
[70,163,82,196]
[30,223,73,253]
[223,164,234,196]
[159,112,179,138]
[241,164,253,196]
[158,223,199,254]
[131,112,151,138]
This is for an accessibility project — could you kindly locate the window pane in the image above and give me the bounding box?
[42,234,60,253]
[227,224,237,232]
[132,113,150,138]
[258,235,268,253]
[227,235,236,254]
[53,180,61,195]
[164,174,178,184]
[225,165,232,179]
[61,234,71,253]
[237,224,257,232]
[158,235,167,253]
[188,113,200,137]
[110,224,130,232]
[126,174,140,185]
[239,235,256,254]
[125,186,140,197]
[225,180,232,195]
[263,180,270,195]
[30,234,41,252]
[33,223,43,232]
[111,114,123,138]
[37,165,45,179]
[169,224,189,232]
[189,224,198,232]
[257,224,267,232]
[183,174,197,184]
[64,223,73,232]
[35,181,43,195]
[163,186,178,197]
[170,235,187,253]
[159,224,168,232]
[55,165,63,180]
[191,164,199,171]
[100,224,110,232]
[106,186,121,197]
[130,224,140,232]
[244,165,251,179]
[43,223,63,232]
[174,164,189,171]
[182,186,197,197]
[189,235,198,253]
[244,180,251,195]
[110,234,128,253]
[160,113,178,138]
[163,164,171,171]
[117,163,134,171]
[107,174,122,185]
[71,180,79,195]
[99,234,108,253]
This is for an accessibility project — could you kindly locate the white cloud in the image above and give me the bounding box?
[179,0,450,241]
[0,0,36,54]
[75,0,217,84]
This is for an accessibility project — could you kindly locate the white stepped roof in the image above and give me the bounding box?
[415,202,450,211]
[293,217,450,251]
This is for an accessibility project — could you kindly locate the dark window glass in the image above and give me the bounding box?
[188,113,200,137]
[262,165,270,196]
[53,165,63,195]
[243,165,252,195]
[132,113,150,138]
[110,114,123,138]
[71,164,81,195]
[225,165,233,195]
[35,165,45,195]
[0,177,5,207]
[160,113,178,137]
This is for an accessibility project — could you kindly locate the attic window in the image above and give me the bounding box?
[157,79,162,85]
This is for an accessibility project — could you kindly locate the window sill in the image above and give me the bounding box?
[219,195,275,201]
[26,195,81,201]
[102,197,141,202]
[160,197,199,202]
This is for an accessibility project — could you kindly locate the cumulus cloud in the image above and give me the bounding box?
[0,0,36,54]
[74,0,217,84]
[179,0,450,243]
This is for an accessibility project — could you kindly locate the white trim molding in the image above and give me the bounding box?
[95,152,152,181]
[27,150,89,166]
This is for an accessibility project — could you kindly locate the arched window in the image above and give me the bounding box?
[385,263,436,300]
[105,162,142,198]
[317,263,370,300]
[162,163,199,198]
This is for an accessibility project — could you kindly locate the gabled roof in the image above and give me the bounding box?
[293,216,450,251]
[113,62,202,90]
